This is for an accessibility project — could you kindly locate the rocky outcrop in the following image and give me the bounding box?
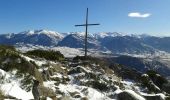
[143,95,164,100]
[117,90,145,100]
[162,82,170,94]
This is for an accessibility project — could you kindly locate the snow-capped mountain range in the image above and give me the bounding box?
[1,29,170,54]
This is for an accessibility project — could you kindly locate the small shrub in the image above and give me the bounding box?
[30,61,39,69]
[25,50,64,61]
[81,97,88,100]
[146,70,158,79]
[85,80,108,91]
[146,70,168,89]
[92,80,108,91]
[73,56,106,66]
[141,74,150,86]
[0,45,15,51]
[166,96,170,100]
[20,74,33,92]
[0,89,5,99]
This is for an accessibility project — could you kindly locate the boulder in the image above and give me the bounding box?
[162,82,170,94]
[143,95,164,100]
[117,90,145,100]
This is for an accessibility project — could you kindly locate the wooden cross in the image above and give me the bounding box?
[75,8,100,58]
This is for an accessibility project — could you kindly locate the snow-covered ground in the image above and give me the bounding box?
[16,44,112,58]
[16,44,170,60]
[0,54,168,100]
[0,45,168,99]
[0,69,34,100]
[58,84,111,100]
[51,47,84,58]
[16,45,84,58]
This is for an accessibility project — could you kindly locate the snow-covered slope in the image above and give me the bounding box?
[0,69,33,99]
[16,44,112,58]
[0,45,170,99]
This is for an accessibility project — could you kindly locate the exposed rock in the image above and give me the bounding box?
[81,97,88,100]
[162,82,170,94]
[38,85,56,99]
[144,95,164,100]
[117,90,145,100]
[68,66,87,75]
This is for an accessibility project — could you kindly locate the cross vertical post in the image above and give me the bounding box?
[85,8,88,58]
[75,8,100,59]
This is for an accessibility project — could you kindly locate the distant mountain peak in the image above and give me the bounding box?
[93,32,152,39]
[94,32,130,38]
[18,29,64,39]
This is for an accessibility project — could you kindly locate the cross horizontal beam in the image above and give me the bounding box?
[75,24,100,27]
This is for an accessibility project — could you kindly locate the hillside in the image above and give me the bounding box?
[0,45,170,100]
[107,55,170,77]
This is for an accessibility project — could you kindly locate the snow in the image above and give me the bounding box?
[121,79,165,100]
[17,45,84,58]
[21,54,46,66]
[43,81,56,91]
[58,84,112,100]
[113,88,123,94]
[1,83,33,100]
[16,44,112,58]
[2,44,169,100]
[0,69,7,77]
[16,44,49,53]
[18,30,34,35]
[0,69,11,83]
[5,33,14,39]
[78,65,91,73]
[0,69,33,100]
[121,80,134,86]
[50,73,63,79]
[120,79,137,90]
[94,32,128,38]
[142,74,149,77]
[52,47,84,57]
[87,87,110,100]
[72,32,85,37]
[53,47,111,58]
[18,29,64,39]
[124,90,146,100]
[140,92,165,100]
[155,93,166,99]
[14,30,154,41]
[47,97,53,100]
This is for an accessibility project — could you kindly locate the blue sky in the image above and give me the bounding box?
[0,0,170,36]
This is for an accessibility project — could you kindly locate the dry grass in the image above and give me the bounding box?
[0,89,5,99]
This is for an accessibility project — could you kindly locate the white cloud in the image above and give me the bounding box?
[128,12,151,18]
